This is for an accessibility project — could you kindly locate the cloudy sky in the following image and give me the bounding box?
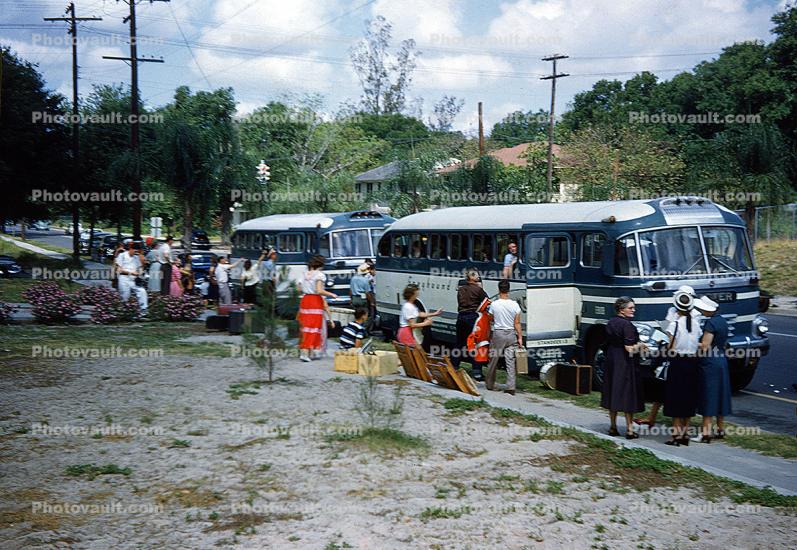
[0,0,787,135]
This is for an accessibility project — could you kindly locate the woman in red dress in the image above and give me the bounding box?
[298,255,337,361]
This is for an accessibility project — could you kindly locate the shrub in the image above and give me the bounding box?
[22,281,82,323]
[78,285,116,305]
[0,301,17,324]
[89,287,140,324]
[148,293,203,321]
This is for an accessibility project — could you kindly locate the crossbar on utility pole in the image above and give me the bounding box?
[45,2,102,260]
[103,0,168,240]
[541,54,568,200]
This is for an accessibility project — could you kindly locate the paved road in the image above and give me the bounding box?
[728,313,797,435]
[9,228,797,435]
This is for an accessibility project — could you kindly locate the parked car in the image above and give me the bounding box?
[183,229,211,250]
[80,231,111,255]
[0,255,23,277]
[92,235,122,262]
[64,223,83,235]
[30,220,51,231]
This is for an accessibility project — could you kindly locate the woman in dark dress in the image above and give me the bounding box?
[600,297,647,439]
[692,297,732,443]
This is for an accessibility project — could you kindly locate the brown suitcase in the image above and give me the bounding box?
[555,363,592,395]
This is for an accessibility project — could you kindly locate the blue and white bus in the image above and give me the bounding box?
[231,210,394,306]
[375,197,770,391]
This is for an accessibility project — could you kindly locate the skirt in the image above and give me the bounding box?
[663,355,700,418]
[147,262,161,292]
[397,326,418,346]
[697,357,733,417]
[243,283,258,304]
[298,294,327,350]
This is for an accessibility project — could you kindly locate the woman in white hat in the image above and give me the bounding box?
[663,289,703,446]
[692,296,732,443]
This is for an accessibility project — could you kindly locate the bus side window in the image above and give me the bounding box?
[377,234,391,257]
[449,234,467,260]
[277,233,304,253]
[430,234,446,259]
[409,233,427,258]
[581,233,606,267]
[527,236,569,267]
[392,234,409,257]
[472,234,492,262]
[496,233,520,262]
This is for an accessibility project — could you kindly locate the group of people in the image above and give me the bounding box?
[394,267,523,396]
[110,236,280,314]
[601,286,733,444]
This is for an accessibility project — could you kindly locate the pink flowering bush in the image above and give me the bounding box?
[149,294,203,321]
[77,285,116,306]
[22,281,82,323]
[0,301,17,324]
[86,287,140,324]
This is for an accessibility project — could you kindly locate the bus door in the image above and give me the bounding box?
[521,231,580,371]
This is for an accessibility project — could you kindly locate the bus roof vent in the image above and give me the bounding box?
[658,196,725,225]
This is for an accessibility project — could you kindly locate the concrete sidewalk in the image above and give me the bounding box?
[399,373,797,496]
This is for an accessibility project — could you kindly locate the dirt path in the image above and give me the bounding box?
[1,354,794,549]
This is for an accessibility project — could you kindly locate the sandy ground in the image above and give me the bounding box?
[1,351,795,550]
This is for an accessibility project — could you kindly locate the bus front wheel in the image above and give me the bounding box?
[729,359,757,392]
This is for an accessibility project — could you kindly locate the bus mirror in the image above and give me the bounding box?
[600,244,614,276]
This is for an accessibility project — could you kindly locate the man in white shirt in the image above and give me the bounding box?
[158,236,173,295]
[215,256,242,305]
[485,279,523,395]
[115,245,148,314]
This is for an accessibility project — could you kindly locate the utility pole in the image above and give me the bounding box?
[103,0,167,239]
[478,101,485,156]
[541,54,568,199]
[45,3,102,261]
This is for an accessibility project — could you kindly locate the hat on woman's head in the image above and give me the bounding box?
[677,285,696,296]
[673,289,694,312]
[694,296,718,312]
[357,263,370,273]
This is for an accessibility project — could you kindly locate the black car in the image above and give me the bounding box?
[178,252,217,283]
[184,229,211,251]
[0,255,23,277]
[81,231,111,255]
[93,235,123,262]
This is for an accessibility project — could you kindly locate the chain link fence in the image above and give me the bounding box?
[735,204,797,241]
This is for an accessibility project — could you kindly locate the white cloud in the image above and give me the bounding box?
[369,0,464,46]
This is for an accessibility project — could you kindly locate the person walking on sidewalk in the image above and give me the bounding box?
[692,297,732,443]
[485,280,522,396]
[600,296,646,439]
[215,256,242,306]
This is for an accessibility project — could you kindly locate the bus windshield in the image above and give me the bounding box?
[702,226,753,273]
[638,227,706,276]
[330,229,372,258]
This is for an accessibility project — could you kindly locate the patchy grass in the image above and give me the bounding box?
[724,432,797,460]
[754,239,797,296]
[419,505,472,521]
[442,398,797,508]
[65,463,131,480]
[155,485,224,508]
[203,512,304,533]
[325,427,429,455]
[0,323,232,362]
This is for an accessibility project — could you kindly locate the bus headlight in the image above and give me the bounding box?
[753,315,769,336]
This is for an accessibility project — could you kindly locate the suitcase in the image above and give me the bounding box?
[327,320,343,338]
[515,348,529,375]
[228,310,245,334]
[218,303,253,316]
[555,363,592,395]
[205,314,229,331]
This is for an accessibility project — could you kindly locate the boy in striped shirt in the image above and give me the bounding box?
[339,307,369,350]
